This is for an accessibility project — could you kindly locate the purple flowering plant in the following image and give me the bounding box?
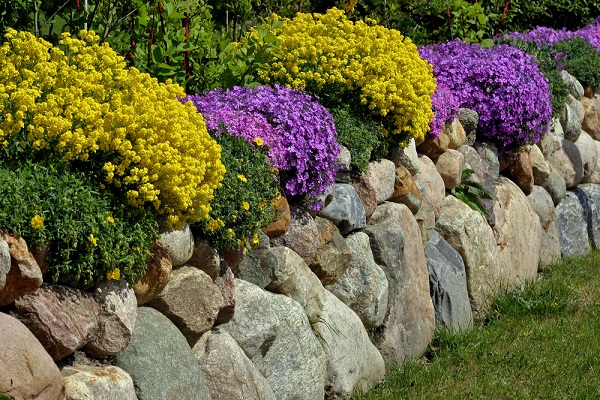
[419,40,552,153]
[576,17,600,53]
[186,85,340,206]
[503,26,576,47]
[429,83,461,138]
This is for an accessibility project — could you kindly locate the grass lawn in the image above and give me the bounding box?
[354,250,600,400]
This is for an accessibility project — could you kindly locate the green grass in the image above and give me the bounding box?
[354,250,600,400]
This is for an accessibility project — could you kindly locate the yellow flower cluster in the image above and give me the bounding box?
[252,8,436,143]
[0,29,225,228]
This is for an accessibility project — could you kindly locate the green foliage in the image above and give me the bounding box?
[0,159,158,287]
[552,37,600,89]
[450,169,494,218]
[191,133,279,251]
[502,0,600,32]
[330,106,385,173]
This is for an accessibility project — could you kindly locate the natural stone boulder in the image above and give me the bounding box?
[114,307,212,400]
[61,365,137,400]
[458,108,478,146]
[146,266,224,346]
[538,118,564,159]
[351,173,378,219]
[318,183,367,235]
[214,262,236,325]
[561,70,584,100]
[262,196,291,239]
[492,177,542,286]
[159,224,194,266]
[193,328,276,400]
[581,96,600,139]
[365,202,435,362]
[417,130,450,159]
[445,118,467,149]
[574,130,598,182]
[527,186,562,270]
[435,149,465,190]
[0,232,43,306]
[389,164,422,214]
[560,103,582,142]
[335,145,353,183]
[586,140,600,184]
[549,140,584,189]
[133,240,172,305]
[187,237,221,280]
[14,284,100,360]
[220,279,327,400]
[567,94,585,124]
[326,232,389,329]
[502,151,534,195]
[436,196,502,313]
[425,231,473,332]
[529,144,550,185]
[0,312,63,400]
[415,196,436,247]
[413,155,446,218]
[573,184,600,248]
[84,279,137,357]
[270,206,319,264]
[541,163,567,205]
[309,217,352,285]
[361,159,396,204]
[0,239,10,292]
[555,191,591,258]
[389,138,420,175]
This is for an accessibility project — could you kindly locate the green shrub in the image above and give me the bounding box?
[191,132,279,251]
[0,159,158,287]
[552,36,600,89]
[450,169,494,218]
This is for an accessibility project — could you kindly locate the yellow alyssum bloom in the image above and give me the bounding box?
[107,215,115,224]
[89,234,98,247]
[0,29,225,228]
[253,137,265,146]
[252,233,260,245]
[30,214,44,230]
[242,202,250,211]
[106,268,120,280]
[238,174,248,183]
[208,219,220,231]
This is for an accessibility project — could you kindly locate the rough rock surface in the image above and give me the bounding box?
[61,365,137,400]
[14,284,100,360]
[326,232,389,328]
[270,206,319,264]
[538,118,564,159]
[220,279,327,400]
[114,307,212,400]
[435,149,465,190]
[389,164,422,214]
[0,312,63,400]
[351,173,378,219]
[436,196,502,313]
[262,196,291,239]
[527,186,562,270]
[133,240,173,305]
[573,184,600,249]
[560,103,582,143]
[417,130,450,159]
[187,237,221,280]
[492,177,542,286]
[362,159,396,204]
[555,191,591,258]
[581,96,600,139]
[389,138,420,175]
[146,266,224,346]
[549,140,584,189]
[425,231,473,332]
[0,239,8,292]
[574,130,598,182]
[503,151,534,195]
[84,279,137,357]
[214,262,236,325]
[413,155,446,218]
[335,145,353,183]
[530,144,550,185]
[561,70,584,100]
[318,183,367,235]
[159,224,194,266]
[458,108,478,146]
[193,328,276,400]
[415,196,436,248]
[541,163,567,205]
[445,118,467,149]
[309,216,352,285]
[0,232,43,306]
[365,202,435,362]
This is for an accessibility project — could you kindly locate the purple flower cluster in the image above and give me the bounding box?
[503,26,576,47]
[419,40,552,152]
[186,85,340,202]
[576,18,600,52]
[429,83,461,138]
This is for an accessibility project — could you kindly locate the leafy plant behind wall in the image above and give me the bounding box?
[450,169,494,217]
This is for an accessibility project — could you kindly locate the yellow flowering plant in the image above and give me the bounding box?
[0,29,225,228]
[241,8,437,146]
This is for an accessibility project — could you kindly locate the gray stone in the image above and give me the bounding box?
[187,237,220,280]
[567,94,585,123]
[573,184,600,248]
[560,103,582,143]
[413,155,446,218]
[363,159,396,204]
[529,144,550,185]
[220,279,326,400]
[458,108,479,146]
[133,240,172,306]
[492,177,542,286]
[309,216,352,285]
[326,232,389,328]
[574,130,598,182]
[84,279,137,357]
[527,186,562,270]
[561,70,585,100]
[415,196,436,248]
[538,118,564,159]
[436,196,502,313]
[389,138,420,175]
[146,266,224,346]
[193,329,276,400]
[335,145,353,183]
[581,96,600,140]
[587,140,600,184]
[0,312,63,400]
[270,206,319,264]
[425,231,472,332]
[114,307,212,400]
[235,248,274,289]
[318,183,367,235]
[541,163,567,205]
[0,239,9,292]
[366,203,435,362]
[550,139,584,188]
[159,224,194,266]
[555,191,591,258]
[61,365,137,400]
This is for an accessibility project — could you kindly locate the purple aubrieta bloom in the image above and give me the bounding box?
[503,26,576,47]
[419,40,552,153]
[429,83,461,138]
[576,18,600,52]
[185,85,340,204]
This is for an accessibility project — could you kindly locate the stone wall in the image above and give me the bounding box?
[3,71,600,399]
